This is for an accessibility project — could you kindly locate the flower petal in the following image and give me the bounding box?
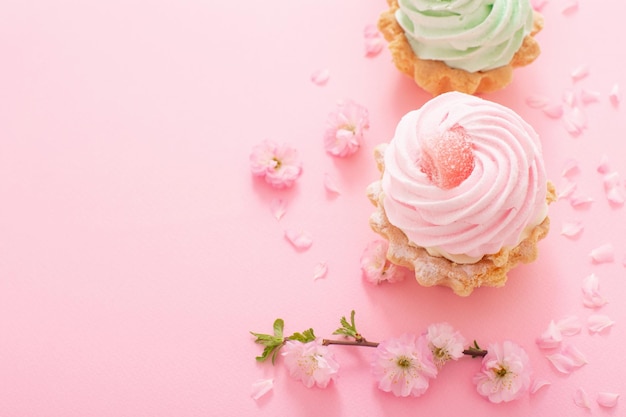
[574,387,591,409]
[557,181,577,200]
[597,392,620,408]
[546,345,587,374]
[562,0,578,15]
[251,378,274,400]
[588,314,615,334]
[543,103,564,119]
[536,320,562,350]
[582,273,608,308]
[284,229,313,250]
[561,220,583,239]
[323,173,342,195]
[530,379,551,395]
[597,155,611,174]
[310,69,330,86]
[562,88,577,107]
[570,65,589,82]
[556,316,582,336]
[580,89,600,105]
[526,94,549,109]
[590,243,614,264]
[363,25,384,57]
[561,159,580,178]
[569,195,593,208]
[313,262,328,281]
[270,198,287,220]
[609,84,621,107]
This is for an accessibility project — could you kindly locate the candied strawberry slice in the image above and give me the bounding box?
[418,124,475,189]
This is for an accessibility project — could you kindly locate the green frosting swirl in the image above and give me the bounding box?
[396,0,534,72]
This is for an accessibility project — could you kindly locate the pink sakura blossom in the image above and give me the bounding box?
[281,339,340,388]
[473,341,532,403]
[324,100,369,157]
[250,140,302,188]
[371,333,438,397]
[360,240,408,284]
[425,323,466,367]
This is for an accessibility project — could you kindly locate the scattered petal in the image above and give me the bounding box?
[546,345,587,374]
[561,220,584,238]
[561,159,580,178]
[310,69,330,86]
[607,186,625,206]
[251,378,274,400]
[284,229,313,250]
[530,379,551,395]
[313,262,328,281]
[270,198,287,220]
[597,155,611,174]
[609,84,621,107]
[557,181,577,200]
[604,172,625,206]
[562,88,576,107]
[526,94,549,109]
[574,387,592,409]
[324,100,370,157]
[363,24,384,57]
[561,0,578,15]
[569,195,593,208]
[582,273,608,308]
[588,314,615,334]
[580,89,600,105]
[536,320,563,349]
[570,66,589,83]
[563,108,586,136]
[556,316,583,336]
[531,0,548,11]
[360,240,408,284]
[543,103,564,119]
[323,173,342,195]
[597,392,620,408]
[590,243,614,264]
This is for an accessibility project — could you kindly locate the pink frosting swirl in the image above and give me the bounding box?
[381,92,548,264]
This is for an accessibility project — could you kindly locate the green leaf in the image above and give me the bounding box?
[273,318,284,339]
[333,310,359,339]
[288,328,317,343]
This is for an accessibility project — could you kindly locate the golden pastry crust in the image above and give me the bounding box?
[367,144,556,296]
[378,0,544,96]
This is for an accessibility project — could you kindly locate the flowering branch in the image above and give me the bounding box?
[251,311,533,402]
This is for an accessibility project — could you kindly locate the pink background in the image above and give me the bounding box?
[1,1,625,415]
